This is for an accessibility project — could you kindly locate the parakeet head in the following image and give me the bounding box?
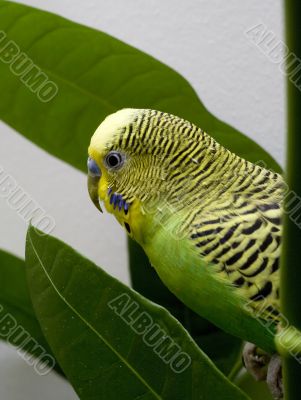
[87,108,222,243]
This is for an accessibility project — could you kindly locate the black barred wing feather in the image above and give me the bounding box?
[188,169,283,322]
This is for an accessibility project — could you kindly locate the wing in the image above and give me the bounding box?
[188,169,283,323]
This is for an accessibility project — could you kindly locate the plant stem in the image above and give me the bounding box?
[282,1,301,398]
[228,356,243,382]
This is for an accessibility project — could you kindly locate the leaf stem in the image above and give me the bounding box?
[281,1,301,398]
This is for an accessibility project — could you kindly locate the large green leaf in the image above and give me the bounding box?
[25,226,249,400]
[235,371,273,400]
[0,0,279,375]
[0,249,62,374]
[0,1,280,173]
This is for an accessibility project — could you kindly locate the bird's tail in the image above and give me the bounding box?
[275,324,301,361]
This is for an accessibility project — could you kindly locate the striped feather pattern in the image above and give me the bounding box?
[92,109,284,319]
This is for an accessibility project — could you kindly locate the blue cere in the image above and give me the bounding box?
[87,157,101,177]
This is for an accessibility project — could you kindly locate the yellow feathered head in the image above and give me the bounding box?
[87,108,211,241]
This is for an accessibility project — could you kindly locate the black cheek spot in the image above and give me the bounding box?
[124,222,131,234]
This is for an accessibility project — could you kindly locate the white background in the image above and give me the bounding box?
[0,0,284,398]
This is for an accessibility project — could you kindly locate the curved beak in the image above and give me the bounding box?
[87,174,103,213]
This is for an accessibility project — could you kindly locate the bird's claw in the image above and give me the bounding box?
[242,343,283,400]
[267,354,283,400]
[242,342,270,381]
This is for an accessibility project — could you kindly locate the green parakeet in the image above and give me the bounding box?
[87,108,294,357]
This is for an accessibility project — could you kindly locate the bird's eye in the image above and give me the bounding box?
[87,157,101,177]
[104,151,124,170]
